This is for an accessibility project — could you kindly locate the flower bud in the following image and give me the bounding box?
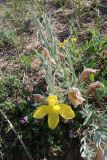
[68,87,85,107]
[78,68,98,84]
[33,94,44,103]
[58,52,65,61]
[86,81,104,96]
[42,48,56,65]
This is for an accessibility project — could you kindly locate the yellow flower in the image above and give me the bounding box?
[59,42,64,48]
[33,95,75,129]
[63,39,68,44]
[59,39,68,48]
[71,37,77,42]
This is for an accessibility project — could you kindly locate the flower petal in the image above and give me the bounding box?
[33,105,48,119]
[59,104,75,119]
[48,113,59,129]
[47,95,58,106]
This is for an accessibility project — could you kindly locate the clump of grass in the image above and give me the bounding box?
[0,30,18,48]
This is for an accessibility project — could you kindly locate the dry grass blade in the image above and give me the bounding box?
[0,109,34,160]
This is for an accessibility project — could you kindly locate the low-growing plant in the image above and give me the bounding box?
[32,15,107,159]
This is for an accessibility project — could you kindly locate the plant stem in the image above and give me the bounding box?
[0,109,34,160]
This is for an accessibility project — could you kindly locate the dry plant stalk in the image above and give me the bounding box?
[0,109,34,160]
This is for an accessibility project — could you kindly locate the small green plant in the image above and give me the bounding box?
[32,15,107,159]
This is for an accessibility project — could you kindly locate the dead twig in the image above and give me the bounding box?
[0,109,34,160]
